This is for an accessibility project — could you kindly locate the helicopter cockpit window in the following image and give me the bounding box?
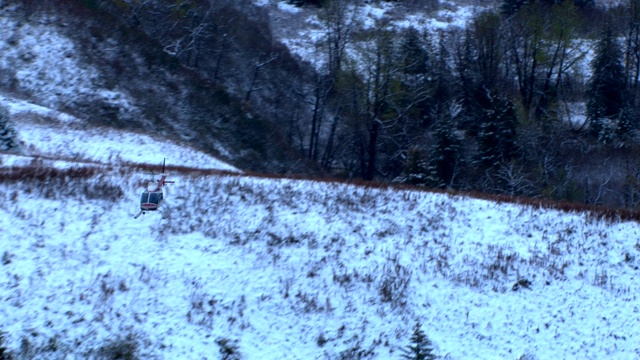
[140,192,149,203]
[148,192,160,204]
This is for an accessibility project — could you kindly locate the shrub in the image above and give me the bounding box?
[378,263,411,307]
[215,338,241,360]
[316,333,329,347]
[0,334,67,360]
[512,278,532,291]
[96,335,139,360]
[287,0,323,7]
[0,330,10,360]
[337,344,375,359]
[1,251,11,265]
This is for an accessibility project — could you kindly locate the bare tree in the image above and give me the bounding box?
[245,53,278,102]
[506,2,586,122]
[319,0,359,77]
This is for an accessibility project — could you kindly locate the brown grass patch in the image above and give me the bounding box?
[3,159,639,223]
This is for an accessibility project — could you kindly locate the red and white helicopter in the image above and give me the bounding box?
[134,159,174,219]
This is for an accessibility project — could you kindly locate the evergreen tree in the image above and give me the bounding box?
[501,0,533,15]
[586,27,626,143]
[502,0,592,15]
[573,0,594,7]
[399,148,430,186]
[476,94,518,169]
[426,112,463,189]
[616,106,634,145]
[399,27,429,77]
[401,322,436,360]
[0,104,18,152]
[454,12,502,137]
[287,0,323,6]
[397,27,432,127]
[430,32,453,114]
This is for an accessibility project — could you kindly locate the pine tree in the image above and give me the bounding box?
[615,106,634,145]
[500,0,532,15]
[476,94,518,169]
[401,322,436,360]
[401,148,430,186]
[396,27,432,127]
[0,104,18,152]
[586,26,626,143]
[454,12,502,137]
[287,0,322,6]
[426,112,463,189]
[430,32,453,114]
[574,0,594,7]
[399,27,429,76]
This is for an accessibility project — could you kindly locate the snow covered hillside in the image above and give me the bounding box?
[0,95,238,172]
[1,1,639,359]
[1,109,640,359]
[254,0,490,70]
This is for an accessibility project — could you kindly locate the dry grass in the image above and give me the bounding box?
[5,153,638,224]
[218,170,640,223]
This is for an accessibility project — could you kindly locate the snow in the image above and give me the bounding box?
[0,1,639,359]
[0,19,100,108]
[1,152,640,358]
[253,0,271,7]
[277,1,303,13]
[15,122,237,170]
[262,0,491,72]
[0,96,237,172]
[357,2,395,29]
[0,7,149,132]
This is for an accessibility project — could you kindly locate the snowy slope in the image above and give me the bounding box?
[0,2,237,173]
[0,2,639,359]
[1,132,640,359]
[0,95,238,172]
[253,0,488,71]
[1,97,639,360]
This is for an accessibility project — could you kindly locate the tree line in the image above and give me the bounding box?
[21,0,640,208]
[284,0,640,208]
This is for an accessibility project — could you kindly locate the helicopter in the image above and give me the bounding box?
[134,159,174,219]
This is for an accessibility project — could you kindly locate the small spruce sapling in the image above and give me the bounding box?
[401,322,436,360]
[0,104,18,152]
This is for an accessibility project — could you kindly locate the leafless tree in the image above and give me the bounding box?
[319,0,359,77]
[245,52,278,102]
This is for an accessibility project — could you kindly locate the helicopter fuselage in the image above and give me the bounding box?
[134,160,174,219]
[140,190,163,211]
